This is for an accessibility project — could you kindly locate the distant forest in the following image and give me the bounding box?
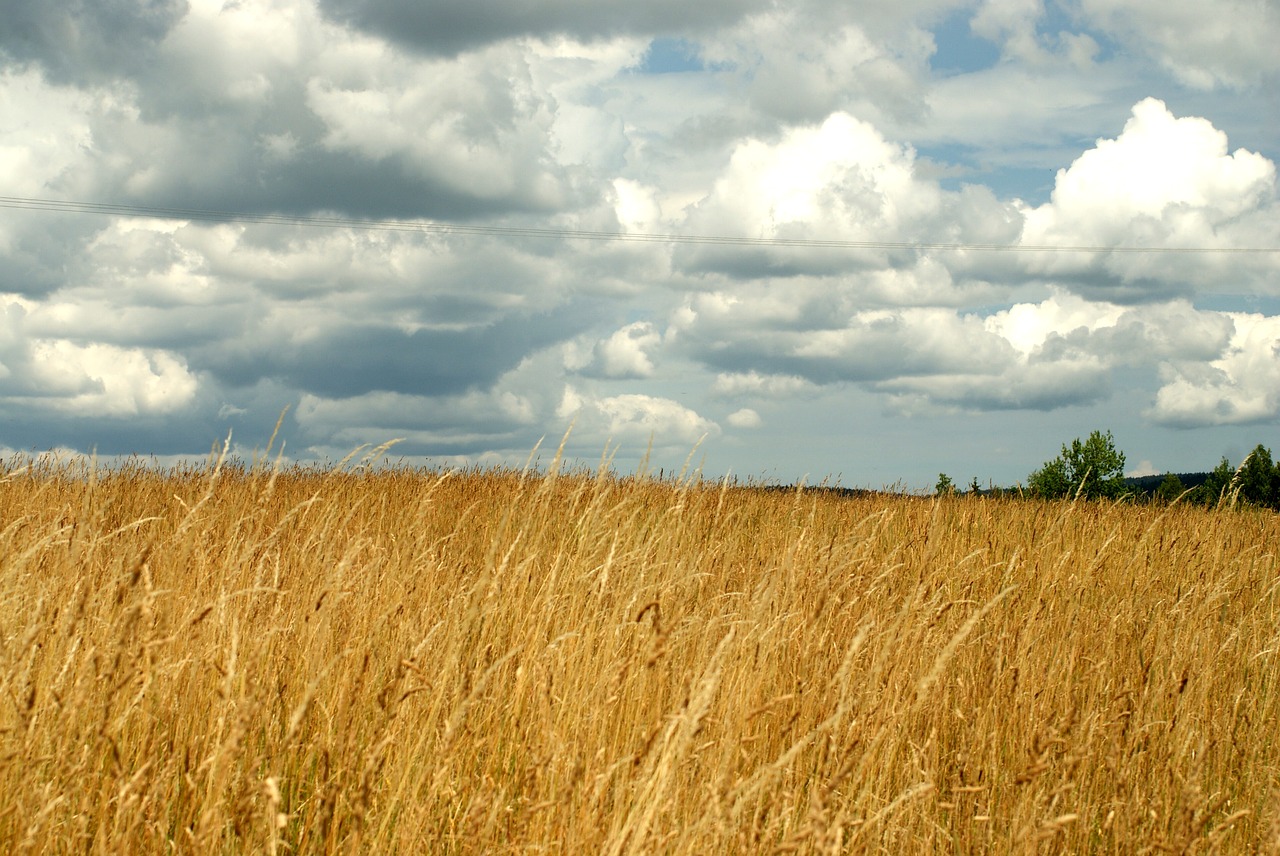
[1125,471,1214,493]
[696,434,1280,511]
[945,432,1280,510]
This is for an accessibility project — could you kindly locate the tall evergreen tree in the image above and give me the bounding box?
[1155,473,1186,503]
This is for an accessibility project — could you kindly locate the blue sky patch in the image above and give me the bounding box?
[638,37,705,74]
[918,142,1059,206]
[929,8,1000,76]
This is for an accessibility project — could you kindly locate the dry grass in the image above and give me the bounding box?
[2,445,1279,854]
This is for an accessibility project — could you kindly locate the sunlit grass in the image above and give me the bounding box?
[2,446,1279,853]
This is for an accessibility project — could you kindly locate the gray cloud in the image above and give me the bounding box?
[880,360,1113,412]
[1148,312,1280,427]
[293,391,536,457]
[0,0,187,83]
[316,0,768,56]
[115,149,577,222]
[193,310,588,398]
[0,218,105,298]
[2,0,1278,485]
[1077,0,1280,90]
[674,297,1015,385]
[2,7,588,225]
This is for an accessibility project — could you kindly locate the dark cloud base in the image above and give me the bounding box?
[194,309,585,398]
[317,0,764,57]
[0,0,186,84]
[116,151,573,224]
[0,410,253,459]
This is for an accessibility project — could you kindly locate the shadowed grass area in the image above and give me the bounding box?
[2,450,1279,853]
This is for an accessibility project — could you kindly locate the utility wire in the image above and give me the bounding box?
[1,194,1276,254]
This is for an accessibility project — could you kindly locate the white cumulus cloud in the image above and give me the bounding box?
[588,322,663,378]
[1150,313,1280,426]
[1019,98,1279,298]
[557,386,720,448]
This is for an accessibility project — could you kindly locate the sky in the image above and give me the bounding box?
[1,0,1278,489]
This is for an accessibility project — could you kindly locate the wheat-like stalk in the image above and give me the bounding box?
[0,456,1277,852]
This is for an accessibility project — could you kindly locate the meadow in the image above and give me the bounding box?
[2,445,1279,853]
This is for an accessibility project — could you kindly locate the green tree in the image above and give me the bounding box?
[1236,444,1279,509]
[935,473,955,496]
[1028,430,1128,500]
[1027,457,1069,499]
[1155,473,1186,503]
[1193,457,1235,507]
[968,476,982,496]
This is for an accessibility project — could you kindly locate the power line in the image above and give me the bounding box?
[1,194,1276,254]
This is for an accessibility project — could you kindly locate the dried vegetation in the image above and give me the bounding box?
[2,446,1279,853]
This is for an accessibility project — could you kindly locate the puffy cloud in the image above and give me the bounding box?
[971,0,1059,65]
[711,371,816,398]
[1032,100,1274,233]
[1127,459,1160,477]
[611,179,665,233]
[983,293,1124,356]
[679,285,1267,417]
[880,356,1111,412]
[0,299,197,417]
[150,0,311,110]
[569,322,663,378]
[856,297,1120,412]
[1150,313,1280,426]
[557,386,720,447]
[679,113,935,276]
[1078,0,1280,89]
[1105,300,1235,361]
[305,42,572,210]
[968,0,1105,69]
[1019,98,1279,299]
[677,112,1023,280]
[678,290,1016,385]
[0,1,590,222]
[1,0,1277,485]
[687,303,1087,416]
[0,70,97,197]
[702,12,934,124]
[286,340,591,460]
[29,341,197,416]
[919,58,1123,159]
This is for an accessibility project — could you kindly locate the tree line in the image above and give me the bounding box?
[937,430,1280,509]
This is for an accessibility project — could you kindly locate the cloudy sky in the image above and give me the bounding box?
[2,0,1278,488]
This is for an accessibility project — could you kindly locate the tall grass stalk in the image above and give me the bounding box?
[2,455,1279,852]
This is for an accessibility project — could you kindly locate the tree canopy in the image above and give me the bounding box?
[1237,444,1279,508]
[1028,430,1129,500]
[1154,473,1186,503]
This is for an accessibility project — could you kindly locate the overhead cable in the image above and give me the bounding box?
[1,194,1276,254]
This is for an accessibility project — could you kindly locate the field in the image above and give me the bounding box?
[2,448,1279,854]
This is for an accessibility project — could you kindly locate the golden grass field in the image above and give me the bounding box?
[2,444,1279,854]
